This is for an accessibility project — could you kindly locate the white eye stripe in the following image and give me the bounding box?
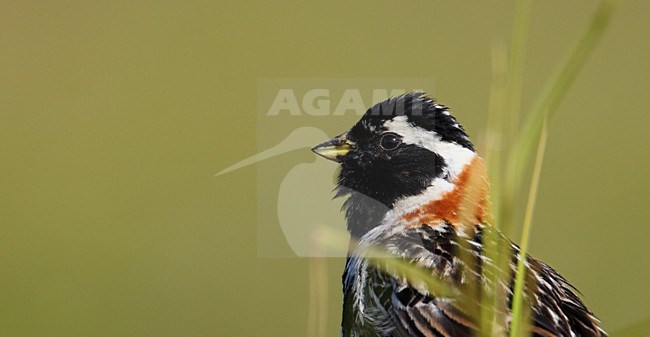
[383,116,475,181]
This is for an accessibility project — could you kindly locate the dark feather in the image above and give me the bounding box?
[341,224,605,337]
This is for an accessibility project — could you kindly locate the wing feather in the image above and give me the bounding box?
[342,223,605,337]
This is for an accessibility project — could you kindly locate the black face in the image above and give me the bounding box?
[333,92,473,237]
[337,129,445,208]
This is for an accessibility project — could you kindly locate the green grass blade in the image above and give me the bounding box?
[509,0,620,189]
[507,2,619,335]
[503,0,533,154]
[484,42,508,226]
[509,119,549,337]
[482,1,533,335]
[366,254,461,299]
[314,226,460,299]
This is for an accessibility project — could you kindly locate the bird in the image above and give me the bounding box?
[311,92,604,337]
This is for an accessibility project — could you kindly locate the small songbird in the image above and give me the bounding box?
[311,92,604,337]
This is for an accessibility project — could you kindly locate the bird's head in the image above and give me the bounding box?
[312,92,488,236]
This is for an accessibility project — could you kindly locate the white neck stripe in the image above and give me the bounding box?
[381,116,476,225]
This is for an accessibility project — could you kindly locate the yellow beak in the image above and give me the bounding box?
[311,133,353,163]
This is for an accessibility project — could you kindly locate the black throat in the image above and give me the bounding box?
[337,190,390,239]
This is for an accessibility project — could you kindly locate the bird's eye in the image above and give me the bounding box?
[380,133,402,150]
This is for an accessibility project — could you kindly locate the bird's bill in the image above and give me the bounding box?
[311,133,353,163]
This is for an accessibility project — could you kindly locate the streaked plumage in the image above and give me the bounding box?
[312,92,604,337]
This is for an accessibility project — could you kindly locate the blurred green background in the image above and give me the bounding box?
[1,1,649,336]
